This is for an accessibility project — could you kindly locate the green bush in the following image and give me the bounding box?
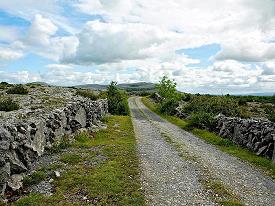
[159,98,179,115]
[76,89,98,100]
[182,95,246,117]
[180,93,192,101]
[0,97,20,111]
[189,112,216,130]
[264,105,275,122]
[6,84,28,95]
[156,76,177,99]
[234,95,275,104]
[155,76,182,115]
[107,81,129,115]
[0,82,9,89]
[98,91,107,99]
[238,98,247,106]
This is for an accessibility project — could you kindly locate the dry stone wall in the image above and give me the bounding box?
[0,97,108,201]
[216,115,275,162]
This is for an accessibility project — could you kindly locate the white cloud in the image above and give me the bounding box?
[0,26,21,42]
[63,20,172,64]
[46,64,74,70]
[74,0,134,21]
[0,70,40,83]
[215,39,275,62]
[171,60,269,94]
[26,14,58,46]
[0,47,24,61]
[262,62,275,75]
[1,0,275,93]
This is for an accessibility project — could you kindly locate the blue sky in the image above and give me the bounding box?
[0,0,274,94]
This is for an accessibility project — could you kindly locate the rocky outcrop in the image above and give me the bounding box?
[0,97,108,202]
[216,115,275,161]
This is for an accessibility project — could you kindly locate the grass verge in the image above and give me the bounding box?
[14,116,145,206]
[142,97,275,179]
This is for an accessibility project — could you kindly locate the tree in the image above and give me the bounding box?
[107,81,129,115]
[156,76,177,99]
[156,76,180,115]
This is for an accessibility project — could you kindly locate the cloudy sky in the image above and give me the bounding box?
[0,0,275,94]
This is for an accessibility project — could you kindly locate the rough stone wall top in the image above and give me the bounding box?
[216,115,275,160]
[0,96,108,201]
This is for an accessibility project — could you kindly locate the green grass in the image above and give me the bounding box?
[142,97,275,179]
[23,171,47,187]
[201,179,244,206]
[14,116,145,206]
[60,153,83,165]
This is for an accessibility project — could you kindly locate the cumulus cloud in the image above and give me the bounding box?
[0,26,22,42]
[63,20,171,64]
[13,15,79,61]
[0,47,24,61]
[168,60,268,94]
[262,62,275,75]
[0,70,41,83]
[1,0,275,93]
[46,64,74,70]
[26,14,58,46]
[215,39,275,62]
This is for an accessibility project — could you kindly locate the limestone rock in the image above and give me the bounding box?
[0,94,108,201]
[215,115,275,160]
[7,174,24,191]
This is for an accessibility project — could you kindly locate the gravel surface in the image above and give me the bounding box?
[129,97,275,206]
[129,97,215,206]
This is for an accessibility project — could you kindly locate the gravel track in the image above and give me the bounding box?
[129,96,275,206]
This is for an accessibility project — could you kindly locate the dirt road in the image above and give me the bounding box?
[129,96,275,206]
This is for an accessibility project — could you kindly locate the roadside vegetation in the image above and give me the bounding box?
[14,116,145,206]
[107,81,129,115]
[152,76,274,125]
[142,76,275,178]
[0,97,20,111]
[0,82,10,89]
[6,84,29,95]
[142,97,275,178]
[75,89,99,100]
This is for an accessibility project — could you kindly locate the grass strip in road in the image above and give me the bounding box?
[14,116,145,206]
[142,97,275,179]
[135,97,244,205]
[160,131,244,206]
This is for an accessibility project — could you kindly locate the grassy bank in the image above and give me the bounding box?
[142,97,275,178]
[14,116,145,206]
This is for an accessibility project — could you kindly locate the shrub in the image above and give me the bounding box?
[264,105,275,122]
[189,112,216,130]
[0,82,9,89]
[76,89,98,100]
[238,98,247,106]
[6,84,28,94]
[156,76,182,115]
[0,97,20,111]
[181,95,245,117]
[98,91,107,99]
[159,98,179,115]
[107,81,129,115]
[156,76,177,100]
[181,93,192,101]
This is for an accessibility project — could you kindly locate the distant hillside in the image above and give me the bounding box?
[238,92,275,96]
[75,82,156,92]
